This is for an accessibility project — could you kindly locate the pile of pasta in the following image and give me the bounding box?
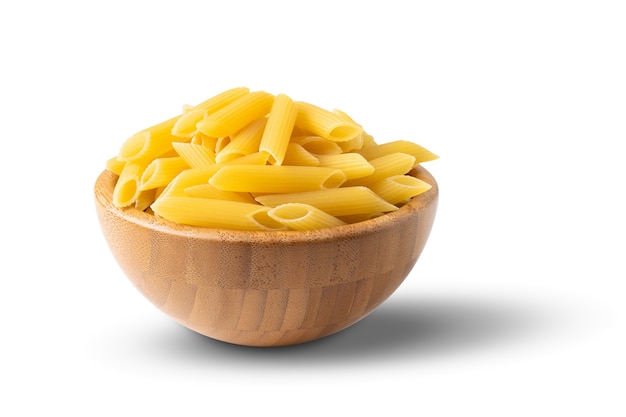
[106,87,438,231]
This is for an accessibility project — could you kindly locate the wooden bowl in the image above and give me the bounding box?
[94,166,438,347]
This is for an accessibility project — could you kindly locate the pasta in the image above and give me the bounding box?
[196,91,275,138]
[259,94,298,165]
[368,175,433,205]
[117,115,182,163]
[343,152,416,187]
[106,86,438,230]
[281,143,320,166]
[172,142,216,167]
[255,187,398,217]
[209,165,347,193]
[140,157,189,191]
[151,196,287,231]
[216,117,267,163]
[294,101,363,142]
[268,203,347,230]
[316,153,374,180]
[356,139,439,165]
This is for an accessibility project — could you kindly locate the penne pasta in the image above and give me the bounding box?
[105,156,125,175]
[196,91,275,138]
[216,117,267,163]
[282,143,320,166]
[209,165,346,193]
[171,108,207,138]
[156,152,270,199]
[290,135,342,155]
[184,184,257,204]
[172,142,216,167]
[343,152,416,187]
[259,93,298,165]
[112,159,150,207]
[332,109,365,152]
[255,186,398,217]
[117,115,182,162]
[268,203,347,230]
[368,174,433,205]
[134,188,157,211]
[139,156,189,191]
[294,101,363,142]
[173,88,251,137]
[356,139,439,165]
[316,153,375,180]
[108,86,438,230]
[151,196,286,231]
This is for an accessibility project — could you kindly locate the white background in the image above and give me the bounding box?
[1,1,625,415]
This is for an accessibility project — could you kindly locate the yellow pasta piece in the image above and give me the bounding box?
[105,156,125,175]
[294,101,363,142]
[356,139,439,165]
[112,159,150,207]
[171,108,207,138]
[117,115,182,163]
[290,135,342,155]
[332,109,365,152]
[216,117,267,163]
[316,153,374,180]
[343,152,416,187]
[210,165,346,193]
[194,87,251,113]
[368,175,433,205]
[282,143,320,167]
[255,187,398,217]
[259,93,298,165]
[157,152,270,199]
[268,203,347,230]
[151,196,286,231]
[139,157,189,191]
[184,184,257,204]
[196,91,274,138]
[172,142,216,167]
[172,87,251,138]
[134,188,157,211]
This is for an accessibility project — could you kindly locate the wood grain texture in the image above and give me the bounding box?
[94,166,438,346]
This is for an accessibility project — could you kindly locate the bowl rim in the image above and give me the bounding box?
[94,165,438,244]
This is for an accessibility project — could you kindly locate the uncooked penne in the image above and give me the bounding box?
[295,101,363,142]
[216,117,267,163]
[316,153,374,180]
[172,142,216,167]
[209,165,346,193]
[259,93,297,165]
[112,159,149,207]
[282,143,320,167]
[255,186,398,217]
[343,152,416,187]
[117,115,181,162]
[196,91,274,138]
[151,196,286,231]
[368,174,432,205]
[356,139,439,165]
[139,156,189,191]
[268,203,347,230]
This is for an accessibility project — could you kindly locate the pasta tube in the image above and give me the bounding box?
[255,186,398,217]
[268,203,347,230]
[294,101,363,142]
[196,91,275,138]
[151,196,286,231]
[209,165,347,193]
[260,93,298,165]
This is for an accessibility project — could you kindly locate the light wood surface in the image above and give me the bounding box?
[94,166,438,346]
